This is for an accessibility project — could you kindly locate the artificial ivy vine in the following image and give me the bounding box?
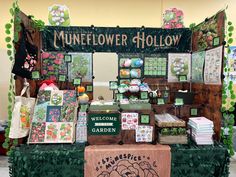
[2,0,22,154]
[221,21,235,156]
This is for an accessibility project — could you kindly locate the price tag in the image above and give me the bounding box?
[73,78,81,85]
[59,75,66,82]
[157,98,165,105]
[32,71,40,79]
[175,98,184,106]
[140,114,150,124]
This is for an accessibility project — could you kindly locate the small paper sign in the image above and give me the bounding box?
[157,98,165,105]
[73,78,81,85]
[64,54,72,62]
[213,37,220,46]
[140,114,150,124]
[86,85,93,92]
[190,108,198,116]
[59,75,66,82]
[32,71,40,79]
[140,91,148,100]
[178,75,187,82]
[175,98,184,106]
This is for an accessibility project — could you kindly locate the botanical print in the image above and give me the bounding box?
[45,123,59,142]
[29,122,46,143]
[63,90,77,106]
[204,46,222,85]
[191,51,205,83]
[168,53,191,82]
[41,52,67,81]
[68,53,92,82]
[20,105,30,129]
[60,105,76,122]
[121,113,139,130]
[32,103,47,122]
[58,122,73,142]
[50,90,63,106]
[37,90,51,105]
[46,106,61,122]
[136,125,153,142]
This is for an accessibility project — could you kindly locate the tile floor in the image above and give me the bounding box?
[0,155,236,177]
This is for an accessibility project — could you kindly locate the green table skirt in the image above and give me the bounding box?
[9,143,229,177]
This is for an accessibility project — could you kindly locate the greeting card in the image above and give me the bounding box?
[45,123,59,143]
[58,122,74,142]
[121,113,139,130]
[135,125,153,142]
[37,90,51,105]
[63,90,77,106]
[60,105,76,122]
[46,106,61,122]
[50,90,64,106]
[32,103,47,122]
[29,122,46,143]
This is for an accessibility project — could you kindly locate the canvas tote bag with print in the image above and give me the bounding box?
[9,81,36,139]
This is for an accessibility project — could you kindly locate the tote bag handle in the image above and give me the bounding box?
[20,79,30,97]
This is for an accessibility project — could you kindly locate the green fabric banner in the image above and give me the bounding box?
[43,26,192,53]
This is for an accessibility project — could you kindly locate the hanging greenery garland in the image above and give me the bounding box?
[221,20,235,156]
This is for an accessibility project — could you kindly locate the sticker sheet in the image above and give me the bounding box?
[168,53,191,82]
[68,53,92,82]
[121,113,139,130]
[204,46,223,85]
[192,51,205,83]
[135,125,153,142]
[29,90,77,144]
[76,112,87,143]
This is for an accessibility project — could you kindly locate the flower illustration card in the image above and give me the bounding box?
[204,46,222,85]
[45,123,59,143]
[46,106,61,122]
[37,90,51,105]
[168,53,191,82]
[28,122,46,143]
[50,90,64,106]
[68,53,92,82]
[192,51,205,83]
[32,103,47,122]
[58,122,74,142]
[121,113,139,130]
[60,105,76,122]
[135,125,153,142]
[63,90,77,106]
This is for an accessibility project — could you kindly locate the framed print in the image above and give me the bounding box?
[192,51,205,83]
[140,114,150,124]
[59,75,66,82]
[157,98,165,105]
[178,75,187,82]
[140,91,148,100]
[115,93,123,101]
[190,108,198,116]
[32,71,40,79]
[73,78,81,85]
[174,98,184,106]
[109,81,118,90]
[64,54,72,62]
[86,85,93,92]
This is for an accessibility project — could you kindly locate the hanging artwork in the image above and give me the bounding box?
[191,51,205,83]
[48,4,70,26]
[28,90,77,144]
[168,53,191,82]
[228,46,236,83]
[121,113,139,130]
[163,8,184,29]
[41,52,67,81]
[135,125,153,142]
[204,46,222,85]
[68,53,93,82]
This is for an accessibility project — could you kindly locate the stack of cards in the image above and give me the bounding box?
[76,112,87,143]
[188,117,214,145]
[28,90,77,144]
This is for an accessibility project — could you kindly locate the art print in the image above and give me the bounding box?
[46,106,61,122]
[63,90,77,106]
[58,122,74,142]
[204,46,222,85]
[168,53,191,82]
[50,90,63,106]
[45,123,59,142]
[41,52,67,81]
[121,113,139,130]
[60,105,76,122]
[32,103,47,122]
[68,53,92,82]
[192,51,205,83]
[28,122,46,143]
[135,125,153,142]
[37,90,51,105]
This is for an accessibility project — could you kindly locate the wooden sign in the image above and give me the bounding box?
[88,113,121,135]
[85,144,171,177]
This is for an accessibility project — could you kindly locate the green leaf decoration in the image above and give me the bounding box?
[5,36,11,42]
[5,23,12,29]
[228,21,232,25]
[7,50,12,56]
[229,107,235,112]
[229,32,232,37]
[228,26,234,32]
[228,38,233,44]
[7,44,12,49]
[5,29,11,34]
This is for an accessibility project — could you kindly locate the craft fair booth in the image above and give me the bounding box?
[6,9,231,177]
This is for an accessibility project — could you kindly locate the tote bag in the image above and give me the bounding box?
[9,81,36,139]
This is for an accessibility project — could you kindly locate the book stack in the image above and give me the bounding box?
[188,117,214,145]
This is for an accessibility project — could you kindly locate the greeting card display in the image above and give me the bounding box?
[192,51,205,83]
[121,113,139,130]
[135,125,153,142]
[204,46,222,85]
[28,90,77,144]
[168,53,191,82]
[144,57,167,77]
